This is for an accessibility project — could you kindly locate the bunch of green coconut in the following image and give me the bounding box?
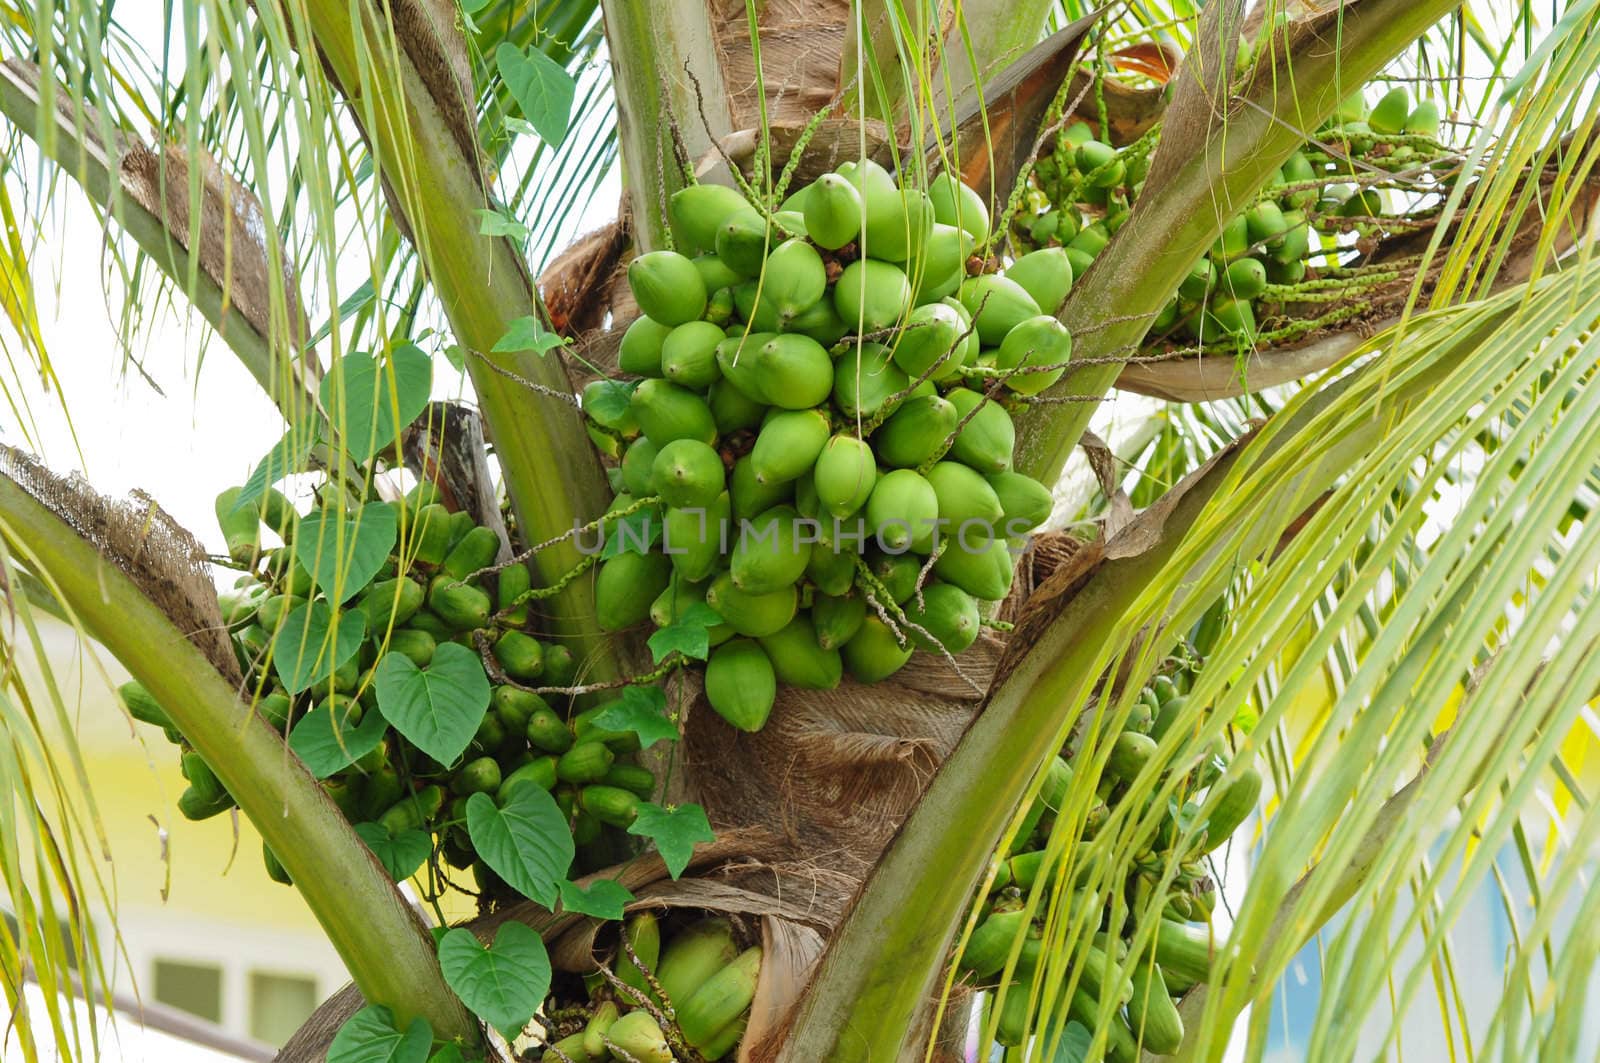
[120,481,659,889]
[960,658,1261,1058]
[584,162,1070,731]
[539,912,759,1062]
[1024,83,1449,349]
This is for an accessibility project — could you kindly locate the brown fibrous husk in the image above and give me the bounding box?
[0,446,241,687]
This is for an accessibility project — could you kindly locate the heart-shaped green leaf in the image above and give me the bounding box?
[582,379,635,425]
[558,878,633,920]
[321,345,432,463]
[326,1004,432,1063]
[437,922,551,1039]
[592,686,678,751]
[374,642,490,765]
[475,208,529,241]
[272,600,367,694]
[601,506,661,559]
[465,786,572,907]
[1050,1021,1094,1063]
[646,601,722,663]
[288,699,387,778]
[628,802,714,880]
[353,822,431,882]
[496,44,574,148]
[492,315,565,355]
[293,502,398,603]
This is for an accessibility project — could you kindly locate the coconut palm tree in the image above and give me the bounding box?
[1,0,1598,1061]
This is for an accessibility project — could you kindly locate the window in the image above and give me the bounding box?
[152,959,223,1024]
[249,971,318,1046]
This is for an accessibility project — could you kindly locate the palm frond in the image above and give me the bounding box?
[0,451,476,1047]
[796,246,1600,1059]
[1168,273,1600,1061]
[0,539,119,1063]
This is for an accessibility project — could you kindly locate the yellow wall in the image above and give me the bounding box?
[14,617,350,1044]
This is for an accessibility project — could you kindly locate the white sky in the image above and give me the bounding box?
[0,6,623,556]
[0,179,580,555]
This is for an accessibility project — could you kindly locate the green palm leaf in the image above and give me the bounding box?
[2,1,1600,1060]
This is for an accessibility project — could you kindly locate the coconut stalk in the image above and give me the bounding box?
[291,0,615,669]
[600,0,731,250]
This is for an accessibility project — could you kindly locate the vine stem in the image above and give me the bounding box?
[852,556,982,694]
[593,960,680,1053]
[529,655,684,697]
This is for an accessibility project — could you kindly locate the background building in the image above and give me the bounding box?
[6,617,350,1053]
